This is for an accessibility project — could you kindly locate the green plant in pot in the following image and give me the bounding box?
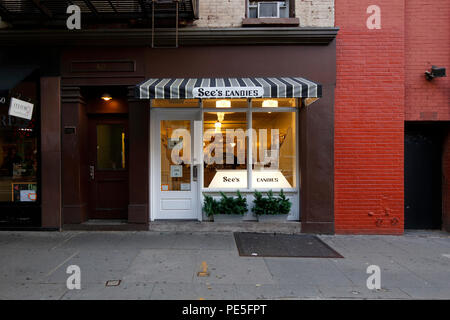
[277,189,292,215]
[218,191,248,215]
[202,191,248,221]
[252,190,268,216]
[252,189,292,216]
[202,194,218,222]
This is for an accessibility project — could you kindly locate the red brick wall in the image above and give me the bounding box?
[405,0,450,121]
[335,1,405,234]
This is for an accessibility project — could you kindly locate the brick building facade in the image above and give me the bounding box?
[335,0,449,234]
[404,0,449,234]
[0,0,448,235]
[405,1,449,121]
[194,0,334,27]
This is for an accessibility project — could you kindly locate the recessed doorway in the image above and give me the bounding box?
[88,116,129,219]
[405,122,448,229]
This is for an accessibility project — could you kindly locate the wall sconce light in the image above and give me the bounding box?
[101,93,112,101]
[262,99,278,108]
[304,97,319,107]
[425,66,446,81]
[216,100,231,108]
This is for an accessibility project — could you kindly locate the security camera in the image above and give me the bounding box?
[425,66,446,81]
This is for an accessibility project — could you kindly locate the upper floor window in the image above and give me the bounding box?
[247,0,294,19]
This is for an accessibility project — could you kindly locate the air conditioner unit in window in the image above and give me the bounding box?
[248,1,288,19]
[258,2,280,18]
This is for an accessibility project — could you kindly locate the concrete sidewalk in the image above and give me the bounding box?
[0,230,449,300]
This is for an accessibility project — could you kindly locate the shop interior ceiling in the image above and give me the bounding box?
[0,0,197,27]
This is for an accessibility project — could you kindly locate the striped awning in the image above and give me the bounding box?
[136,77,322,100]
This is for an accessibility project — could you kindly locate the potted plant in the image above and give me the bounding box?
[251,189,292,217]
[219,191,248,216]
[277,189,292,215]
[202,194,217,222]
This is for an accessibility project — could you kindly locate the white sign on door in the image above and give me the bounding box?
[170,165,183,178]
[9,98,34,120]
[180,183,191,191]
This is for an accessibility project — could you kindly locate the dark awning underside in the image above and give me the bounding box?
[136,77,322,100]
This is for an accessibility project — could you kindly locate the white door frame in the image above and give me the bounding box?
[150,109,202,221]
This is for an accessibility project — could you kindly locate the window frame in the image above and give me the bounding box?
[201,98,299,193]
[246,0,295,19]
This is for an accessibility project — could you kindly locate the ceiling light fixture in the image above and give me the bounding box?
[101,93,112,101]
[304,98,319,107]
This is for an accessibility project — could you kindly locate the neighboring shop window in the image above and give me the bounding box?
[0,92,39,203]
[202,99,297,190]
[203,112,248,189]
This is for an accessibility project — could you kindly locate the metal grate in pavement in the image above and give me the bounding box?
[234,232,343,258]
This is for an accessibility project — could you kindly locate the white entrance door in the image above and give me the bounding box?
[152,110,201,220]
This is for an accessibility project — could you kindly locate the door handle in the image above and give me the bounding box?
[90,165,95,180]
[193,165,198,181]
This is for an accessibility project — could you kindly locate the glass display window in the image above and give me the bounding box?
[202,100,298,190]
[203,112,248,189]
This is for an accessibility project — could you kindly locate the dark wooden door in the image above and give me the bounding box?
[405,126,442,229]
[88,116,129,219]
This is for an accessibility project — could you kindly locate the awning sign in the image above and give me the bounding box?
[138,77,322,100]
[9,98,34,120]
[193,87,264,99]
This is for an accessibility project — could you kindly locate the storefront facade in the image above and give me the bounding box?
[143,78,316,222]
[57,33,337,233]
[2,0,446,235]
[0,1,338,233]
